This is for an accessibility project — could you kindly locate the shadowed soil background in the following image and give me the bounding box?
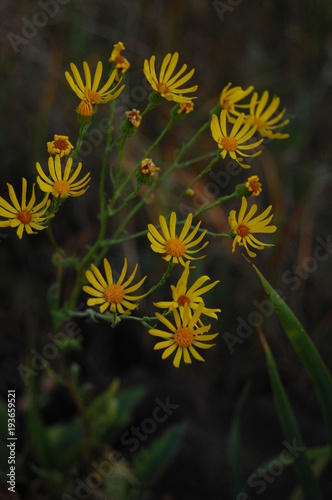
[1,0,332,499]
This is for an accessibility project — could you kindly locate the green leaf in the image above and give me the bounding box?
[86,384,147,443]
[251,444,330,476]
[133,422,187,487]
[249,261,332,452]
[259,330,322,500]
[46,421,83,470]
[228,382,251,497]
[27,380,53,467]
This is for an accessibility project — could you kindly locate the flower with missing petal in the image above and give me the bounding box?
[248,91,290,139]
[83,258,147,315]
[211,110,263,169]
[0,178,51,239]
[109,41,130,80]
[177,101,194,115]
[228,197,277,258]
[154,261,221,320]
[36,155,90,199]
[219,82,254,119]
[245,175,262,197]
[147,212,208,266]
[144,52,198,103]
[47,135,74,157]
[65,61,125,108]
[149,303,218,368]
[125,109,141,128]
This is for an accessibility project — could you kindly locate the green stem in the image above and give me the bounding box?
[144,261,174,299]
[176,151,218,169]
[100,102,115,216]
[111,117,175,206]
[71,119,92,165]
[170,153,220,213]
[193,192,237,219]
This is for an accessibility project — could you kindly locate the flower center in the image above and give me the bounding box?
[247,179,261,195]
[114,55,125,65]
[237,224,249,237]
[17,210,31,224]
[221,98,234,110]
[156,82,169,94]
[177,295,190,307]
[54,180,71,197]
[174,327,194,348]
[255,118,263,128]
[220,136,238,152]
[104,283,125,304]
[87,89,100,103]
[54,138,68,151]
[165,238,186,257]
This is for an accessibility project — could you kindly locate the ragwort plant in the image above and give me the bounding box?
[2,42,331,499]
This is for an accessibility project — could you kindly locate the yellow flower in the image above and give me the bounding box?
[245,175,262,197]
[177,101,194,114]
[83,258,147,314]
[219,82,254,119]
[154,261,221,320]
[149,303,218,368]
[47,135,74,157]
[0,178,51,239]
[147,212,208,266]
[109,41,130,80]
[144,52,198,103]
[65,61,125,106]
[211,110,263,169]
[36,155,90,199]
[248,91,290,139]
[228,196,277,258]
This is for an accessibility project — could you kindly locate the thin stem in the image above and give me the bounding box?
[176,151,218,169]
[100,102,115,216]
[112,117,175,205]
[170,154,220,213]
[71,119,92,165]
[58,352,92,473]
[193,192,237,219]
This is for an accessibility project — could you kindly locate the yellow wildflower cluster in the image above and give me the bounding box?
[211,83,289,169]
[1,42,291,371]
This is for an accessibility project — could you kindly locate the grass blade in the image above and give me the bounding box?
[249,260,332,452]
[258,330,322,500]
[228,382,251,496]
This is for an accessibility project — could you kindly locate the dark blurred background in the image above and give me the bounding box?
[1,0,332,498]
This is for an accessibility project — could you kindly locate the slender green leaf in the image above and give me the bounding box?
[249,261,332,452]
[251,444,330,477]
[228,382,251,496]
[289,454,330,500]
[133,422,187,487]
[259,330,322,499]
